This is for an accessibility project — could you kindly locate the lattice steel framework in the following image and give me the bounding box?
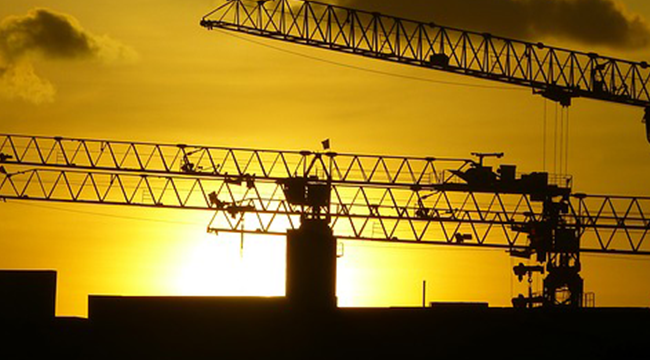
[1,134,648,255]
[201,0,650,108]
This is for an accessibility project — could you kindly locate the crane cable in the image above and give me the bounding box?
[216,29,529,91]
[551,104,572,178]
[558,105,571,177]
[557,106,564,176]
[543,99,547,171]
[554,103,559,175]
[542,95,572,178]
[564,107,570,174]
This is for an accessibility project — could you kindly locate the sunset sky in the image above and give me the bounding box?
[2,0,650,317]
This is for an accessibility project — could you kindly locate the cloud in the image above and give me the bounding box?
[0,8,136,104]
[337,0,650,50]
[0,63,55,104]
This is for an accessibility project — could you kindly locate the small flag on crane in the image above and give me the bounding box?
[322,139,330,150]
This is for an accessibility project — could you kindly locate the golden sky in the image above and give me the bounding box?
[1,0,650,317]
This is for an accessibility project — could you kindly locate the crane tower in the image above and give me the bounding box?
[1,135,649,307]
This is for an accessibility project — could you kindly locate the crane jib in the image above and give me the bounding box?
[1,133,649,256]
[201,0,650,142]
[2,133,650,308]
[201,0,650,107]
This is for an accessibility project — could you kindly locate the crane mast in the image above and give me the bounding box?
[201,0,650,141]
[193,0,650,306]
[2,134,650,308]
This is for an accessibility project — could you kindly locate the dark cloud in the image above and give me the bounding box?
[0,9,99,61]
[337,0,650,50]
[0,8,135,104]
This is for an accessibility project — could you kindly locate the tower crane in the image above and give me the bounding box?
[200,0,650,143]
[1,134,649,308]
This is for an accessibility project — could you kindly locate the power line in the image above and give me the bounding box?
[4,201,206,226]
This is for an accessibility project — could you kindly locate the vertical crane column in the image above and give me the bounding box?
[441,156,583,308]
[541,197,583,307]
[279,176,337,310]
[512,196,583,307]
[286,219,338,310]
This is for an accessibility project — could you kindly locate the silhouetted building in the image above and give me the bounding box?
[2,270,649,359]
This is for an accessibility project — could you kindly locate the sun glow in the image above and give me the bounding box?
[174,232,286,296]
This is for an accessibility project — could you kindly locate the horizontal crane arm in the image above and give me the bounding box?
[0,167,540,250]
[0,134,471,189]
[2,134,649,255]
[201,0,650,108]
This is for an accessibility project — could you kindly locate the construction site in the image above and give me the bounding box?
[2,0,650,358]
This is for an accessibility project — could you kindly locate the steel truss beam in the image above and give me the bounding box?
[201,0,650,108]
[0,168,539,250]
[0,134,470,188]
[1,135,649,255]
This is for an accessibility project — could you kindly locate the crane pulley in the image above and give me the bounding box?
[1,134,650,308]
[201,0,650,142]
